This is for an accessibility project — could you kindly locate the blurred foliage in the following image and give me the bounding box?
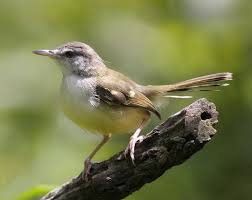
[0,0,251,199]
[17,185,55,200]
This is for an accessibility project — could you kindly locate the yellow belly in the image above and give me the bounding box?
[61,98,148,135]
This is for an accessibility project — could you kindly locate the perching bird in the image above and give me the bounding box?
[33,42,232,180]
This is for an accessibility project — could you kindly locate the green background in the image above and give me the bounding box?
[0,0,251,199]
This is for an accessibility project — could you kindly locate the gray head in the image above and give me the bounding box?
[33,42,105,76]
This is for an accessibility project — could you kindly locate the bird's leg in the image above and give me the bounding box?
[82,134,111,181]
[124,119,148,165]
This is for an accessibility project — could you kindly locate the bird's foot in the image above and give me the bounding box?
[124,135,144,165]
[82,158,92,181]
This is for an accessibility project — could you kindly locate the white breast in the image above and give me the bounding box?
[60,75,100,128]
[61,75,97,109]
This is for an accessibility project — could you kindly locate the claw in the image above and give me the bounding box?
[82,158,92,181]
[124,128,144,165]
[81,135,111,181]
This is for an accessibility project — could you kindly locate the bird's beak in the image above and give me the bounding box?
[32,49,58,58]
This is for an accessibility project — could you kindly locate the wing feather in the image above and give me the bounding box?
[95,84,161,119]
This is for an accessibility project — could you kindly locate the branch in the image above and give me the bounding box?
[41,98,218,200]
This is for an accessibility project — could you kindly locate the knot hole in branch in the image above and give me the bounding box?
[201,111,212,120]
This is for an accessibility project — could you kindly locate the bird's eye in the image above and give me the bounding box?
[64,51,74,58]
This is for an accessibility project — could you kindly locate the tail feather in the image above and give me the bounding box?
[145,72,232,96]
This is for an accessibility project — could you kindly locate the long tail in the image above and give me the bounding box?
[145,72,233,97]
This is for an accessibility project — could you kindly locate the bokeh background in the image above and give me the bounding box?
[0,0,251,199]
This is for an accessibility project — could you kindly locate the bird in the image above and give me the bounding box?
[33,41,232,180]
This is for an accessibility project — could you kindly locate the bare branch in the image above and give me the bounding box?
[41,98,218,200]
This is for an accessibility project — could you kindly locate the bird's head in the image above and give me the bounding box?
[33,42,105,77]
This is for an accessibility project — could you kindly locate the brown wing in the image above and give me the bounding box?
[125,91,161,119]
[95,85,161,119]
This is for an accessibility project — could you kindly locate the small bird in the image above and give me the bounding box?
[33,42,232,180]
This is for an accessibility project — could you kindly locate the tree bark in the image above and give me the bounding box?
[41,98,218,200]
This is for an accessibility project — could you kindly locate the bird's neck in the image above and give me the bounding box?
[61,63,106,78]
